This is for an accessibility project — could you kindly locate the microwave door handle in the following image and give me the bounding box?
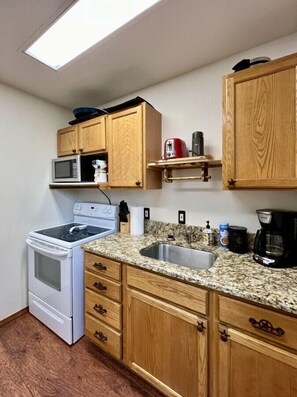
[26,239,69,258]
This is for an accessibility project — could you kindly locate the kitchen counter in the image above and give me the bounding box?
[83,231,297,316]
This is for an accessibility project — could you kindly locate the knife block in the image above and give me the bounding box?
[120,214,130,234]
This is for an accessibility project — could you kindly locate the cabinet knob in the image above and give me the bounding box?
[79,148,83,153]
[93,282,107,291]
[135,181,141,187]
[197,321,206,333]
[72,149,76,153]
[219,329,230,342]
[94,330,107,342]
[227,178,236,187]
[93,262,107,271]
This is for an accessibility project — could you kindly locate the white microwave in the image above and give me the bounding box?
[52,155,81,182]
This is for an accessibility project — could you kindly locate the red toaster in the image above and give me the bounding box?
[164,138,188,159]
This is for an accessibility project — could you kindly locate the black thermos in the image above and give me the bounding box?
[192,131,204,156]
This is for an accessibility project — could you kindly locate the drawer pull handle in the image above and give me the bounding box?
[249,318,285,337]
[94,304,107,315]
[220,329,230,342]
[93,282,107,291]
[94,262,107,271]
[94,331,107,342]
[197,321,206,333]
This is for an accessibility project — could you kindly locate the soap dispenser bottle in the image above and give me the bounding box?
[203,221,213,246]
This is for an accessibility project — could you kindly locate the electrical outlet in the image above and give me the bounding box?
[144,207,150,220]
[178,210,186,224]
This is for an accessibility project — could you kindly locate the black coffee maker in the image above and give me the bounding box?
[253,209,297,268]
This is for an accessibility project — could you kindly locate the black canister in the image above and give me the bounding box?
[192,131,204,156]
[229,226,248,253]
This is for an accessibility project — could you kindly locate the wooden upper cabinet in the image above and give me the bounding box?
[78,116,106,154]
[57,125,78,157]
[222,52,297,189]
[107,103,162,189]
[57,116,106,157]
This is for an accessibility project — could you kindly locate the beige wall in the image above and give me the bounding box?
[0,83,76,320]
[78,32,297,232]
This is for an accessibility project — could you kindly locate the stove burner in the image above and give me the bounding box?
[62,230,89,242]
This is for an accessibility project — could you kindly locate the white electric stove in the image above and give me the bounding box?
[26,202,118,344]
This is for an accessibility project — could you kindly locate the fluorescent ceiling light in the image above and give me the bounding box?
[25,0,160,70]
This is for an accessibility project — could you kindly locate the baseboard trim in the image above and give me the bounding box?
[0,307,29,327]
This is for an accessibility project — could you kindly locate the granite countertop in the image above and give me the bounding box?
[83,228,297,316]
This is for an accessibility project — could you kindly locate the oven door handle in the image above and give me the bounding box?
[26,238,69,258]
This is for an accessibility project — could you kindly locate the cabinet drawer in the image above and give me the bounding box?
[85,313,122,360]
[85,270,121,302]
[85,252,121,281]
[126,265,207,315]
[219,295,297,351]
[85,289,122,331]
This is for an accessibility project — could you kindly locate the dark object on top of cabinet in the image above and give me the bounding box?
[103,96,154,113]
[69,108,107,125]
[232,56,271,72]
[73,107,107,119]
[69,113,101,125]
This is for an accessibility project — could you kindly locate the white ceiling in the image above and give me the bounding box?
[1,0,297,110]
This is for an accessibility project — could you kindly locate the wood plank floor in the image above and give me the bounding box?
[0,313,164,397]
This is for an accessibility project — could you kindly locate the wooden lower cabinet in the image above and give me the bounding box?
[83,254,297,397]
[84,252,122,360]
[124,266,208,397]
[219,327,297,397]
[217,294,297,397]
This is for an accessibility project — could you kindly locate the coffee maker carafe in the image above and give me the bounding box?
[253,209,297,268]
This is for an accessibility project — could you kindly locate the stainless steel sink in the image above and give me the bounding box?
[140,243,218,270]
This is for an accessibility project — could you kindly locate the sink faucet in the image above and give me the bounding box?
[186,231,193,244]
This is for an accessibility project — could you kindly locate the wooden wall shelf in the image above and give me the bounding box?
[147,156,222,182]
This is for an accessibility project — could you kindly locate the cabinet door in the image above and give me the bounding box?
[223,55,297,189]
[219,327,297,397]
[57,126,78,157]
[125,288,208,397]
[78,116,106,154]
[108,106,143,187]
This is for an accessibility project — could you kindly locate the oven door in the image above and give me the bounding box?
[26,237,73,317]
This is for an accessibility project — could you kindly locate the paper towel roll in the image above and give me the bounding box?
[130,206,144,235]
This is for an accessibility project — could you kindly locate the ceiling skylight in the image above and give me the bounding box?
[25,0,160,70]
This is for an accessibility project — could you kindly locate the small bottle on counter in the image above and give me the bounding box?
[219,222,229,248]
[203,221,213,246]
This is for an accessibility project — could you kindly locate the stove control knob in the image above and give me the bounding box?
[103,207,108,214]
[74,203,82,213]
[108,208,112,214]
